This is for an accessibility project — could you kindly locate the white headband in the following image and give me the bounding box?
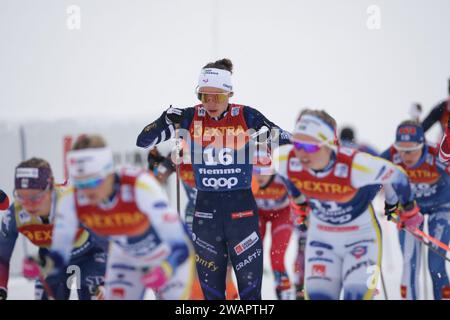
[293,115,337,148]
[198,68,233,92]
[67,147,114,180]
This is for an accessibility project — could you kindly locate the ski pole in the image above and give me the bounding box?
[379,267,389,300]
[19,126,30,268]
[390,217,450,262]
[414,228,450,253]
[421,216,429,300]
[174,126,181,216]
[410,231,450,263]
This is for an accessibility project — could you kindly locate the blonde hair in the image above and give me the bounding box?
[72,134,107,150]
[298,109,337,129]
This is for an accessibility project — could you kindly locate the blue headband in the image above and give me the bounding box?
[15,167,52,190]
[395,124,425,144]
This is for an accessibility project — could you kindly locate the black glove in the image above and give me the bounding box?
[148,148,165,171]
[447,116,450,130]
[165,106,185,125]
[0,287,7,300]
[384,202,399,221]
[297,215,309,232]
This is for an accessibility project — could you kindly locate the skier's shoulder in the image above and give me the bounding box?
[379,146,394,160]
[350,149,391,175]
[131,168,170,211]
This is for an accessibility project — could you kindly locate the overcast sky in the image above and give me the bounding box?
[1,0,449,149]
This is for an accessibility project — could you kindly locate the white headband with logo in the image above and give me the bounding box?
[293,115,337,148]
[198,68,233,92]
[67,147,114,180]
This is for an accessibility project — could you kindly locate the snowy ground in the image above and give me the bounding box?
[7,197,447,300]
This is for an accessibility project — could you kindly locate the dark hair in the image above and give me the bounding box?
[203,58,233,74]
[340,127,355,142]
[72,134,107,150]
[299,109,337,130]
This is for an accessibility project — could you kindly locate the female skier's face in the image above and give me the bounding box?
[395,142,423,168]
[292,134,332,171]
[198,87,231,118]
[76,174,115,205]
[15,188,52,217]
